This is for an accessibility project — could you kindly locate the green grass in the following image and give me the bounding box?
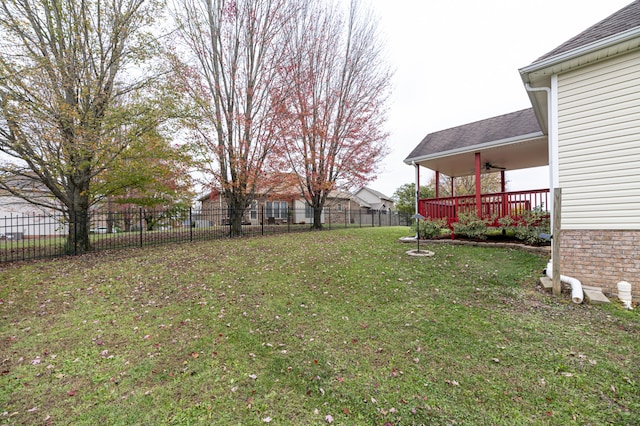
[1,227,638,425]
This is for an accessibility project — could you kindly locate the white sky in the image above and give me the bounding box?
[368,0,632,197]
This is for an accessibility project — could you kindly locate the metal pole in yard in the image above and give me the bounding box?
[189,207,193,242]
[139,208,143,247]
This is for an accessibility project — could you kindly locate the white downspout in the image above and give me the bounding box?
[528,78,582,303]
[525,82,557,205]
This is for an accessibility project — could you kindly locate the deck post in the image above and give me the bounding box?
[414,163,420,216]
[552,188,562,296]
[475,153,482,218]
[435,170,440,198]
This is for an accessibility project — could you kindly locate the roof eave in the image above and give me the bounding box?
[519,26,640,133]
[520,26,640,77]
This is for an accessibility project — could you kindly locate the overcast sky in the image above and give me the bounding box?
[368,0,632,197]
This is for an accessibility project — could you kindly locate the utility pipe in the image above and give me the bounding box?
[545,260,584,304]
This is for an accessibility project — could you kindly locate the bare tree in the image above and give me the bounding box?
[172,0,292,236]
[0,0,169,252]
[274,0,391,229]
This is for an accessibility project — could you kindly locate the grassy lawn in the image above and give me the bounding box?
[1,227,638,425]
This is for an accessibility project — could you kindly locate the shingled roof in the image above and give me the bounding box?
[404,108,542,162]
[533,0,640,64]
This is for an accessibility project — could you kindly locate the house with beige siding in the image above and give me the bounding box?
[198,189,376,226]
[405,1,640,300]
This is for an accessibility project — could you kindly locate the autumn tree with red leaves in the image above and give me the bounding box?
[273,0,391,229]
[172,0,293,236]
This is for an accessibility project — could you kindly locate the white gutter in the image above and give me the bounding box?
[520,26,640,75]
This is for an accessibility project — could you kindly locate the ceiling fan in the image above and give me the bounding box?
[483,162,506,171]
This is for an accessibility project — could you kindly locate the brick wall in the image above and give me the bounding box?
[561,230,639,299]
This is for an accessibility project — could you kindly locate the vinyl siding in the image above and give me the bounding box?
[557,50,640,230]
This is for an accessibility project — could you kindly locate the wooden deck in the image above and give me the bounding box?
[418,189,550,226]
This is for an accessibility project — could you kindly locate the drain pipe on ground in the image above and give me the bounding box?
[545,260,584,304]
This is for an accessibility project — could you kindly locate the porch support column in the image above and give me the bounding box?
[500,170,506,193]
[413,162,420,215]
[450,177,455,197]
[475,152,482,217]
[435,170,440,198]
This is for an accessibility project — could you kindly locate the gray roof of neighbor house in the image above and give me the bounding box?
[533,0,640,64]
[358,187,393,202]
[404,108,542,162]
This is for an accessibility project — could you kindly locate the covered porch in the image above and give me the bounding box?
[405,108,550,226]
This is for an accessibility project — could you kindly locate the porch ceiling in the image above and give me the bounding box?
[412,135,548,178]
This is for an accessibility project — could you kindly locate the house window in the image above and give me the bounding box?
[305,203,313,219]
[337,203,343,212]
[250,200,258,220]
[266,201,288,219]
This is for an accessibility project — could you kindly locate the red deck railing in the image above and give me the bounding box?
[418,189,550,227]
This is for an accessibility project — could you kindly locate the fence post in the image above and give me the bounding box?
[139,208,143,247]
[261,205,264,236]
[189,207,193,242]
[344,209,347,228]
[328,208,331,230]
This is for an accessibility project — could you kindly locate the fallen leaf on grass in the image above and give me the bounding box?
[325,414,333,423]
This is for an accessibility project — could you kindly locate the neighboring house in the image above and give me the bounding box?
[353,187,395,213]
[405,1,640,299]
[198,187,391,226]
[0,194,65,238]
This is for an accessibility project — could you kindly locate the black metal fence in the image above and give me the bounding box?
[0,206,410,263]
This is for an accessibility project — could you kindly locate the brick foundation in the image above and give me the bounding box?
[561,230,640,300]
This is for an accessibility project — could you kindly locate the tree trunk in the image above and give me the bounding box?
[312,206,323,230]
[66,183,91,254]
[226,194,247,237]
